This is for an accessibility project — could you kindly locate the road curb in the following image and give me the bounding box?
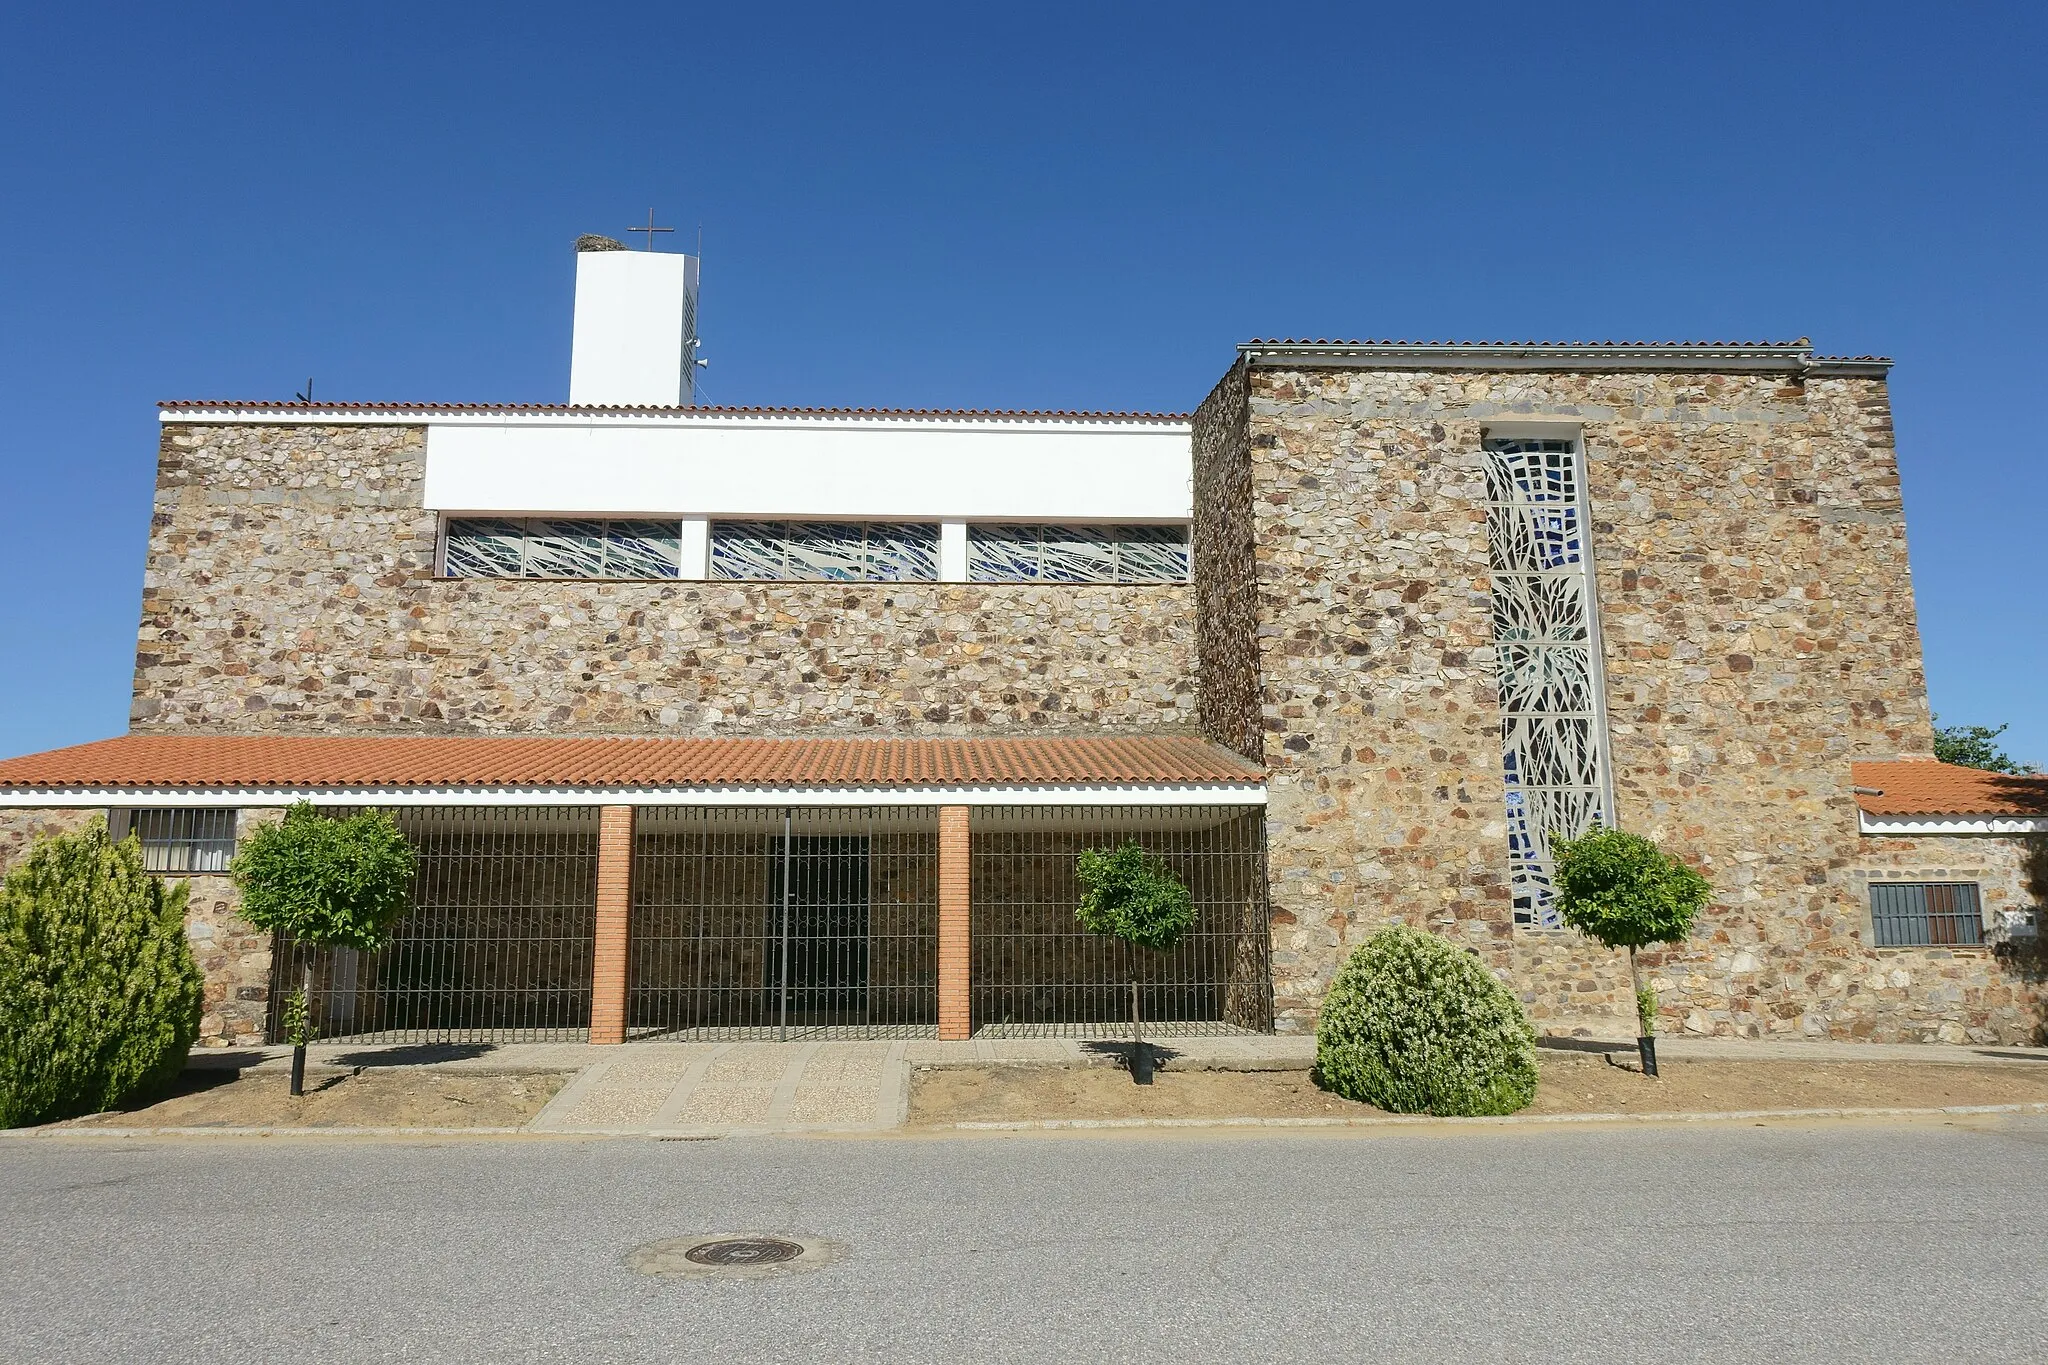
[943,1101,2048,1132]
[11,1101,2047,1141]
[3,1124,534,1139]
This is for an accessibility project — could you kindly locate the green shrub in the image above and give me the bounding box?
[0,817,204,1128]
[1315,924,1538,1116]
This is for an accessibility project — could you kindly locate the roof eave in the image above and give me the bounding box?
[156,403,1193,428]
[1239,341,1892,376]
[0,781,1268,809]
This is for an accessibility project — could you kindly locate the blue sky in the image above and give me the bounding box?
[1,1,2041,768]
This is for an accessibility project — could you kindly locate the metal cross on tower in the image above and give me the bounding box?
[629,209,674,251]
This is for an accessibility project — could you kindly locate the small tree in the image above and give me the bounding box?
[1932,716,2038,775]
[1551,827,1711,1077]
[1076,841,1194,1084]
[0,817,204,1127]
[232,804,415,1094]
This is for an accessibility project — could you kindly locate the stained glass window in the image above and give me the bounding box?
[966,524,1189,583]
[708,522,938,582]
[443,518,682,579]
[1482,438,1611,929]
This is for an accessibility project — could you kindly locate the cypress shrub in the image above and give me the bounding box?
[1315,924,1538,1117]
[0,817,204,1127]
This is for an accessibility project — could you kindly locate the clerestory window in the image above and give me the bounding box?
[443,518,683,579]
[709,522,939,582]
[966,524,1188,583]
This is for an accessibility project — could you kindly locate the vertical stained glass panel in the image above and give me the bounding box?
[867,523,940,581]
[524,520,606,578]
[967,525,1044,581]
[444,519,526,578]
[1040,526,1117,582]
[1483,438,1609,929]
[605,521,682,578]
[785,523,868,581]
[710,522,787,580]
[1116,525,1190,582]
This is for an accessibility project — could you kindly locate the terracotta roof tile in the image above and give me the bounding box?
[1241,338,1813,348]
[1852,760,2048,818]
[0,734,1263,792]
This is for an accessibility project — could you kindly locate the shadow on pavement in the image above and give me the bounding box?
[1080,1040,1186,1074]
[331,1043,498,1068]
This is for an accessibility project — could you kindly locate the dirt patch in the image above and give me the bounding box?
[912,1066,1369,1125]
[909,1054,2048,1126]
[1524,1053,2048,1115]
[65,1068,567,1129]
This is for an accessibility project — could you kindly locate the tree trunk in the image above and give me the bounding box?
[1629,946,1659,1078]
[290,961,310,1097]
[1130,977,1152,1085]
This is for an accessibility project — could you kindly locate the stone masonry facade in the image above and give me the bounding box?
[9,360,2038,1051]
[132,424,1194,736]
[1193,360,2045,1043]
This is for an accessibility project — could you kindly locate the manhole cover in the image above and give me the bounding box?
[685,1237,802,1267]
[626,1233,846,1279]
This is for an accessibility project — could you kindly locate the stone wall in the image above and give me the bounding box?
[133,424,1194,735]
[185,808,280,1046]
[0,805,276,1047]
[1212,361,2033,1040]
[1191,357,1262,762]
[0,806,100,869]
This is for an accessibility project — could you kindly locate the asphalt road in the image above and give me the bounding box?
[5,1118,2046,1363]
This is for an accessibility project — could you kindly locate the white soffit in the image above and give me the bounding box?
[1859,812,2048,836]
[0,783,1268,809]
[417,414,1194,521]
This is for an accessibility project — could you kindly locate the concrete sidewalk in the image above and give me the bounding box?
[190,1032,2048,1075]
[163,1034,2048,1138]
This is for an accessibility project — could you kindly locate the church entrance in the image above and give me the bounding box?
[765,834,871,1025]
[627,806,940,1040]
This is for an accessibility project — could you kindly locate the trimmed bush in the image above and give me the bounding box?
[1315,924,1538,1116]
[0,817,204,1128]
[1075,841,1195,953]
[232,803,416,951]
[1551,828,1710,953]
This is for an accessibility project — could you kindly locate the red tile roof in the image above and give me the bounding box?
[1852,761,2048,818]
[0,734,1264,792]
[157,401,1190,423]
[1242,338,1814,348]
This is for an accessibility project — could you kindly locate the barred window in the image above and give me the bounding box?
[110,809,237,875]
[710,521,938,582]
[443,518,682,579]
[967,524,1189,583]
[1869,882,1985,947]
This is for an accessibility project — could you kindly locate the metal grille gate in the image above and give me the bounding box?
[629,807,940,1040]
[268,807,599,1043]
[970,805,1272,1037]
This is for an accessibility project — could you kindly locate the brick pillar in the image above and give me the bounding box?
[590,804,634,1045]
[938,805,971,1041]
